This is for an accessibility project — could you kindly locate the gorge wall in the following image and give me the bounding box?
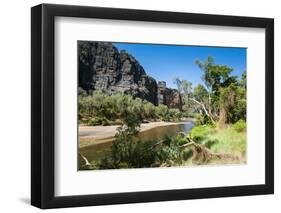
[78,41,182,109]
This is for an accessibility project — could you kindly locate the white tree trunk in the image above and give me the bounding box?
[189,98,215,124]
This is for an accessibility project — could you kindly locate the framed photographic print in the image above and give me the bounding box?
[31,3,274,209]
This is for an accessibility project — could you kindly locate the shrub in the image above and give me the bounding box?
[154,134,188,165]
[106,133,156,169]
[87,117,110,126]
[86,117,101,126]
[98,156,116,169]
[233,119,246,132]
[155,104,169,121]
[107,119,123,126]
[189,125,214,141]
[194,113,212,125]
[79,92,183,125]
[155,105,182,122]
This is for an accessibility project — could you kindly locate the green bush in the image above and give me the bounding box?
[155,104,182,122]
[233,119,246,132]
[155,141,182,164]
[97,130,192,169]
[87,117,110,126]
[107,119,123,126]
[193,113,213,125]
[189,125,214,141]
[101,133,157,169]
[79,91,183,125]
[86,118,101,126]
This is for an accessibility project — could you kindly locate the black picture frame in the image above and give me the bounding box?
[31,3,274,209]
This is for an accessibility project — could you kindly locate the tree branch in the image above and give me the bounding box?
[189,98,215,124]
[79,153,91,166]
[181,138,239,163]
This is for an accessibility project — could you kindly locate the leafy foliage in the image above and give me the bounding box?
[97,119,192,169]
[233,119,246,132]
[79,91,183,125]
[174,56,247,127]
[189,125,215,141]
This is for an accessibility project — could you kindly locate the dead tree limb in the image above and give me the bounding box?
[79,153,91,166]
[189,98,216,124]
[181,138,239,164]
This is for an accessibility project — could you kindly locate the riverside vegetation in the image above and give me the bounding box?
[79,55,247,170]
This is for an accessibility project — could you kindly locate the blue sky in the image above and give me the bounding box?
[114,42,246,89]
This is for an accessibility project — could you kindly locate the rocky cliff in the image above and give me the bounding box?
[78,41,182,109]
[157,81,182,109]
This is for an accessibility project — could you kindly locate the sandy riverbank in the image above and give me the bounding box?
[79,119,195,148]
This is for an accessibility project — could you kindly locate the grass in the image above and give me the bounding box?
[208,127,246,157]
[189,124,246,164]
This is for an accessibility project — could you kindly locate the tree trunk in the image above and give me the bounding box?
[181,138,239,163]
[189,98,215,124]
[218,108,227,128]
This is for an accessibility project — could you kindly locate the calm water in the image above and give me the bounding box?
[79,122,194,164]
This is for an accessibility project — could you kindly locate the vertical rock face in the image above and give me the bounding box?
[78,41,158,104]
[165,88,182,109]
[157,81,182,109]
[78,41,182,109]
[157,81,166,105]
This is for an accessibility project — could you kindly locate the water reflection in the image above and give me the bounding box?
[79,122,194,164]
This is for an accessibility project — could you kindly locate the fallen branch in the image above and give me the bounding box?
[79,153,91,166]
[181,138,239,164]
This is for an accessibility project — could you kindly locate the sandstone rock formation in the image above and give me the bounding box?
[157,81,182,109]
[78,41,182,109]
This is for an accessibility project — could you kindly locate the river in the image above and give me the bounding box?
[79,121,194,165]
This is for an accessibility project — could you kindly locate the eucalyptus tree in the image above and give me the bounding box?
[194,57,237,124]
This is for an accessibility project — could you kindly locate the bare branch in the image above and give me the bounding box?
[79,153,91,166]
[180,138,239,163]
[189,98,215,124]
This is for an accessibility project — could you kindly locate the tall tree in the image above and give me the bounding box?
[173,78,215,124]
[195,57,237,125]
[195,56,215,93]
[195,56,214,114]
[240,71,247,88]
[173,77,183,94]
[180,79,193,113]
[193,84,208,102]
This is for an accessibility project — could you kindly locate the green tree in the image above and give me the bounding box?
[193,84,208,102]
[192,84,209,115]
[195,56,215,92]
[194,57,240,125]
[240,71,247,88]
[207,64,234,95]
[173,78,183,94]
[182,80,192,96]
